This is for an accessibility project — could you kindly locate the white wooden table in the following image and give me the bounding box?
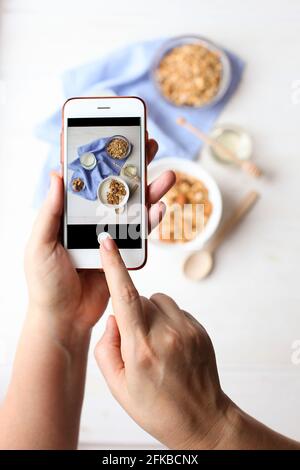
[1,0,300,449]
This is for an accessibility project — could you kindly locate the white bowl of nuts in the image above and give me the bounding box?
[98,176,130,209]
[148,157,222,250]
[153,35,231,108]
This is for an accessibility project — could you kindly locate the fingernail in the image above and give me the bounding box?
[102,237,115,251]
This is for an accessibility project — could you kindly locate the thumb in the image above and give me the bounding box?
[94,315,125,395]
[32,172,64,246]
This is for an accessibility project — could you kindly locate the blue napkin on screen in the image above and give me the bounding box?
[69,137,129,200]
[35,38,244,206]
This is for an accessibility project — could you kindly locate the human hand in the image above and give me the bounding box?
[25,139,175,347]
[94,238,231,450]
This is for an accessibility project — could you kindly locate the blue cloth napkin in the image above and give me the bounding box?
[69,137,130,200]
[35,38,244,206]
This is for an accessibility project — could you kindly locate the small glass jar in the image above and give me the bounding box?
[205,124,253,164]
[80,152,97,170]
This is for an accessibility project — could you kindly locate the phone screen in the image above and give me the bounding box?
[66,117,143,249]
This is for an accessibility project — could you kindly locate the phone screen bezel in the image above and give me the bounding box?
[62,96,147,270]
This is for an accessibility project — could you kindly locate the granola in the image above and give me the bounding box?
[106,137,129,159]
[106,179,127,205]
[159,171,212,243]
[155,43,222,107]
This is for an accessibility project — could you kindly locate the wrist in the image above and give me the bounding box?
[189,398,249,450]
[174,393,239,450]
[177,396,300,450]
[26,302,91,357]
[206,398,243,450]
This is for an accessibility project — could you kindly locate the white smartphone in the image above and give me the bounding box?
[61,96,147,269]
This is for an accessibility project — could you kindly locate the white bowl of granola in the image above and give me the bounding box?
[148,158,222,250]
[98,176,130,209]
[105,135,132,160]
[152,35,231,108]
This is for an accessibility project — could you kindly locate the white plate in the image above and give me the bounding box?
[148,157,222,251]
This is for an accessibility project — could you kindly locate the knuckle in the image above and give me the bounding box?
[139,295,150,307]
[187,324,202,344]
[164,327,184,352]
[150,292,167,303]
[185,322,212,354]
[119,283,139,305]
[182,311,205,344]
[134,341,155,369]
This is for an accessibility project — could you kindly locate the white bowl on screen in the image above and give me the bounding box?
[97,176,130,210]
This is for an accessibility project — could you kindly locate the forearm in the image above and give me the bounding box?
[199,399,300,450]
[0,307,91,449]
[219,401,300,450]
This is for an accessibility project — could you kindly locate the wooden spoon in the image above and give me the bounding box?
[177,117,262,178]
[183,191,260,281]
